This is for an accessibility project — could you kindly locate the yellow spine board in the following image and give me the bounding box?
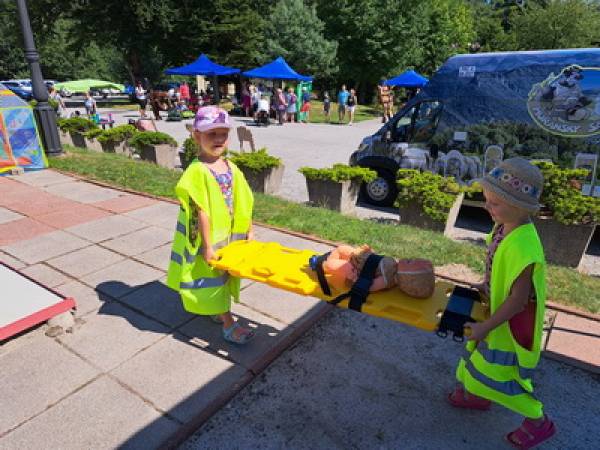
[213,241,488,332]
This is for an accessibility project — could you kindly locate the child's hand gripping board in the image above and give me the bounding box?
[212,240,488,336]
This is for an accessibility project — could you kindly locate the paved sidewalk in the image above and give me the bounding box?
[1,170,599,449]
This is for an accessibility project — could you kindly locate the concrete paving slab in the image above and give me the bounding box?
[0,375,179,450]
[0,251,26,270]
[2,191,81,217]
[0,207,23,225]
[81,259,164,299]
[123,202,180,229]
[240,282,325,326]
[1,229,89,264]
[34,203,112,229]
[92,194,157,213]
[46,244,125,279]
[43,180,122,204]
[177,302,292,372]
[65,214,146,243]
[546,313,600,373]
[20,263,71,288]
[0,335,98,435]
[101,226,173,256]
[133,243,171,270]
[0,183,42,208]
[58,302,169,372]
[119,280,195,329]
[11,170,75,187]
[111,333,250,424]
[181,310,600,450]
[0,217,55,246]
[55,280,108,317]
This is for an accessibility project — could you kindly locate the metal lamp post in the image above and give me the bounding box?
[15,0,62,156]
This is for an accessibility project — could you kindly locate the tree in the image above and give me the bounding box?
[264,0,337,79]
[511,0,600,50]
[418,0,476,75]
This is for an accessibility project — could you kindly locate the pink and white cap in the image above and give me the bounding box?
[193,106,232,132]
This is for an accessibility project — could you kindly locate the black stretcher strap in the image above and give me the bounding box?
[330,253,383,312]
[311,252,332,297]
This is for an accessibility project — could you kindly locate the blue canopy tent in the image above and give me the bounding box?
[242,57,312,81]
[164,54,240,103]
[384,70,428,87]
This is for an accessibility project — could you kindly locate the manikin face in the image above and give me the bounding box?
[483,188,527,225]
[194,128,229,158]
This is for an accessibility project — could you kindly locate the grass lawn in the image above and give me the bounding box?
[49,147,600,313]
[306,100,381,124]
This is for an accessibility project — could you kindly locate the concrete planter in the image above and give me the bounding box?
[69,131,86,149]
[58,130,73,147]
[398,192,464,236]
[239,164,285,194]
[100,140,130,156]
[139,144,177,169]
[84,137,103,153]
[533,216,596,269]
[305,178,360,214]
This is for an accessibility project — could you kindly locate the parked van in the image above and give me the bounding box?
[350,48,600,205]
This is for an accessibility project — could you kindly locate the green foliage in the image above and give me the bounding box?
[96,125,137,144]
[395,169,461,222]
[264,0,337,78]
[181,137,200,168]
[299,164,377,183]
[229,149,282,172]
[535,162,600,225]
[128,131,177,151]
[429,122,596,166]
[57,117,98,133]
[83,128,103,139]
[29,99,59,111]
[512,0,600,50]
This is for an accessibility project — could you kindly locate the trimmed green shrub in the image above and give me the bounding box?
[229,148,282,172]
[30,98,59,111]
[181,137,200,168]
[96,124,137,144]
[57,117,97,133]
[127,131,177,152]
[535,162,600,225]
[395,169,462,222]
[299,164,376,183]
[83,128,103,139]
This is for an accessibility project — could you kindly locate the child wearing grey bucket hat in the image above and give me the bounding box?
[449,158,556,448]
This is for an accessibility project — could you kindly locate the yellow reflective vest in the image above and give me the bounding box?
[456,223,547,419]
[166,159,253,315]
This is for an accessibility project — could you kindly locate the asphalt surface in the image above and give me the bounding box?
[180,309,599,450]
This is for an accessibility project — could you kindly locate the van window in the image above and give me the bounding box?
[393,101,442,144]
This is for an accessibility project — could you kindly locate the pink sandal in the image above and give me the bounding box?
[505,415,556,450]
[447,385,492,410]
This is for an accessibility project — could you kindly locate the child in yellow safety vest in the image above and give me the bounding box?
[448,158,556,449]
[167,106,255,344]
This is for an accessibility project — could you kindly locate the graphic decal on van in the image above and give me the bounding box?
[528,65,600,137]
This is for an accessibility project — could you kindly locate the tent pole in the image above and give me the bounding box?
[213,75,220,104]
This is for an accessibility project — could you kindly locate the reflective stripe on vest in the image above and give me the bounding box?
[464,360,528,396]
[477,341,536,380]
[176,221,186,235]
[180,273,229,289]
[170,233,248,266]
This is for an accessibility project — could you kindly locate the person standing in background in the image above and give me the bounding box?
[337,84,349,124]
[347,88,358,125]
[135,81,148,118]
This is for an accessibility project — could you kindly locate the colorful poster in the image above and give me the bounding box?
[528,65,600,137]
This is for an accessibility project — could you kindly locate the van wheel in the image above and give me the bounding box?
[361,168,397,207]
